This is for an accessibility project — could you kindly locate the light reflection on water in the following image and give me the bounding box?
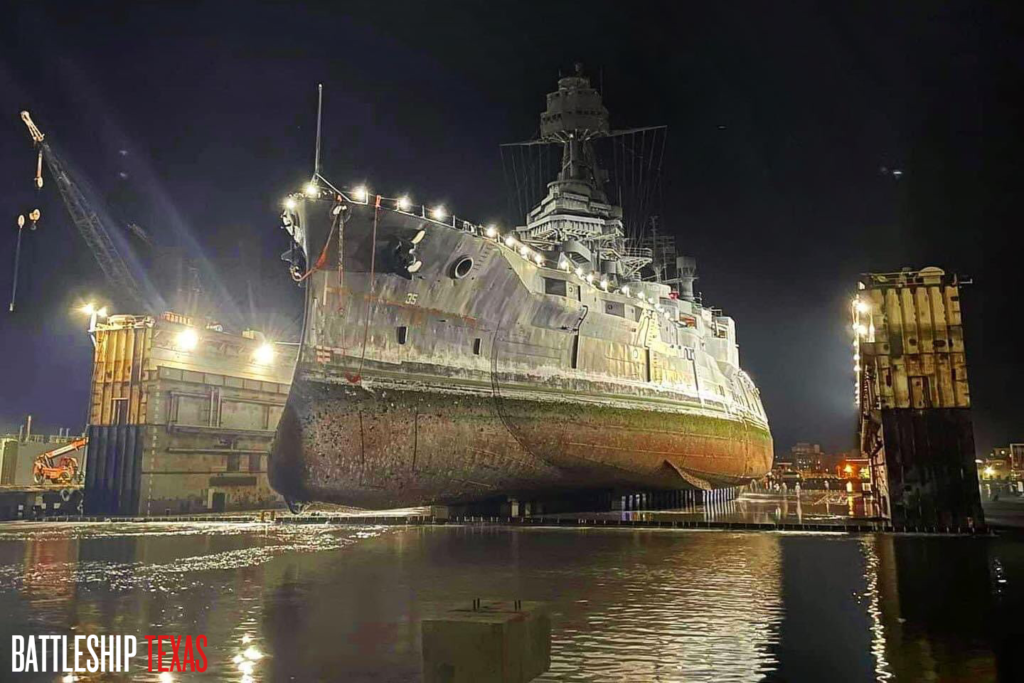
[859,537,894,681]
[539,533,782,682]
[0,523,1015,682]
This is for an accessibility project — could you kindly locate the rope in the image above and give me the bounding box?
[293,205,341,282]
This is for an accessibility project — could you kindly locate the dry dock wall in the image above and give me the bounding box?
[856,268,983,528]
[84,313,296,515]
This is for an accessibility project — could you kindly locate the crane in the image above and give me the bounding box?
[18,111,146,310]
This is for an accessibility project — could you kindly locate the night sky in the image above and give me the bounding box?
[1,1,1021,456]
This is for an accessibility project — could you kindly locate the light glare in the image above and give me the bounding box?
[175,328,199,352]
[253,343,275,365]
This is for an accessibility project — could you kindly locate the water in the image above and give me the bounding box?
[0,522,1020,681]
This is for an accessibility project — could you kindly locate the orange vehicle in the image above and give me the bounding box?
[32,437,86,485]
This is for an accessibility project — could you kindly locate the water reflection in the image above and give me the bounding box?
[0,523,1019,681]
[538,532,783,681]
[870,534,1009,681]
[612,490,882,527]
[860,538,894,681]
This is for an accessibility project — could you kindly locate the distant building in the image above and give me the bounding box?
[985,444,1024,480]
[1011,444,1024,471]
[790,442,823,471]
[979,459,1010,480]
[990,447,1011,462]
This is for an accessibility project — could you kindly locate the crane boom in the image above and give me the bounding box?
[20,111,146,307]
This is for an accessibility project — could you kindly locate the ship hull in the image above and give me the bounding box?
[273,373,771,508]
[269,198,772,509]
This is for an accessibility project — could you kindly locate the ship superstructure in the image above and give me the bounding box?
[269,71,772,510]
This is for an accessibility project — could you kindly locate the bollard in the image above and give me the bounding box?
[422,600,550,683]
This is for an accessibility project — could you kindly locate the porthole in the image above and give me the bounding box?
[451,256,474,280]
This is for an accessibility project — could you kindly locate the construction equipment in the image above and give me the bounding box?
[32,437,86,485]
[18,111,146,309]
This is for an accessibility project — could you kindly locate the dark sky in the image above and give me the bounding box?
[1,1,1021,455]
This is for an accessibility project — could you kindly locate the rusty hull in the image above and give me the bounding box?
[269,198,772,508]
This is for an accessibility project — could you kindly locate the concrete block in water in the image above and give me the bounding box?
[422,600,550,683]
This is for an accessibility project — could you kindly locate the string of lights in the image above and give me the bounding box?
[281,180,684,324]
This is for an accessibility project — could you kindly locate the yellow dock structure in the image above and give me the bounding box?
[855,267,983,528]
[85,312,296,515]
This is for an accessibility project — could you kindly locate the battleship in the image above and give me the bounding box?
[269,70,772,510]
